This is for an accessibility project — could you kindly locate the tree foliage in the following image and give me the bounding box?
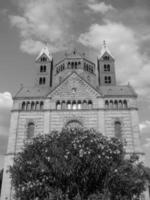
[9,128,148,200]
[0,169,3,195]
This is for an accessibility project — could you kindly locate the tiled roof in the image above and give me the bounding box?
[99,85,137,97]
[15,84,137,99]
[14,86,52,98]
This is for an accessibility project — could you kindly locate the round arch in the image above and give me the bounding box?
[65,120,83,129]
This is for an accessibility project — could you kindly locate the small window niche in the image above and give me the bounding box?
[114,121,122,139]
[27,122,35,139]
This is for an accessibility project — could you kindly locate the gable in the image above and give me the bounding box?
[101,52,114,61]
[48,73,101,100]
[36,53,52,63]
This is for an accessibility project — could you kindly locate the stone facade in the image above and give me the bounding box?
[1,45,145,200]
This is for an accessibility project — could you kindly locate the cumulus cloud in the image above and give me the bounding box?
[140,120,150,131]
[9,0,74,54]
[0,92,13,109]
[78,20,150,97]
[87,0,115,14]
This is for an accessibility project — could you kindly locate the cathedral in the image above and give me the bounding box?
[1,43,145,200]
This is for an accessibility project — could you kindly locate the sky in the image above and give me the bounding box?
[0,0,150,168]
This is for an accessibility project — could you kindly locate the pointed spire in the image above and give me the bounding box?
[36,43,53,62]
[98,40,114,59]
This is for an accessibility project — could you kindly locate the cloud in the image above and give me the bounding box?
[78,20,150,97]
[0,92,13,109]
[9,0,74,54]
[87,1,115,14]
[140,120,150,131]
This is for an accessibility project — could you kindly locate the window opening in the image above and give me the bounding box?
[114,121,122,139]
[105,76,111,84]
[67,101,71,110]
[56,101,61,110]
[27,122,35,139]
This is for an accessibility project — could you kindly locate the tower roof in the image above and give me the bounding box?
[65,49,85,59]
[36,45,52,61]
[98,41,114,59]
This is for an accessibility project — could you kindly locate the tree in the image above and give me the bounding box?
[0,169,3,195]
[9,128,148,200]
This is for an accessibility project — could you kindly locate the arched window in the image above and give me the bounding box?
[61,64,64,71]
[87,64,89,72]
[123,100,128,109]
[71,62,74,69]
[31,102,35,111]
[56,101,61,110]
[40,66,43,72]
[104,64,107,71]
[68,62,71,68]
[43,78,46,85]
[105,100,109,109]
[26,102,30,111]
[103,56,109,60]
[39,78,42,85]
[88,100,93,109]
[77,101,82,109]
[114,121,122,139]
[107,64,110,71]
[110,100,113,109]
[114,100,118,109]
[56,68,59,74]
[118,100,123,109]
[84,63,88,71]
[66,120,83,129]
[41,57,47,62]
[105,76,111,84]
[43,66,46,72]
[78,61,81,67]
[75,62,77,69]
[27,122,35,139]
[67,101,71,109]
[83,100,87,109]
[62,101,66,109]
[35,101,40,110]
[40,101,44,110]
[91,67,94,73]
[22,102,26,110]
[72,101,77,110]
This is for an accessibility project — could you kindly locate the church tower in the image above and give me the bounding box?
[35,45,53,87]
[97,41,116,86]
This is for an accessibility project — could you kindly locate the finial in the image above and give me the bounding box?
[103,40,107,49]
[42,40,48,49]
[73,48,77,55]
